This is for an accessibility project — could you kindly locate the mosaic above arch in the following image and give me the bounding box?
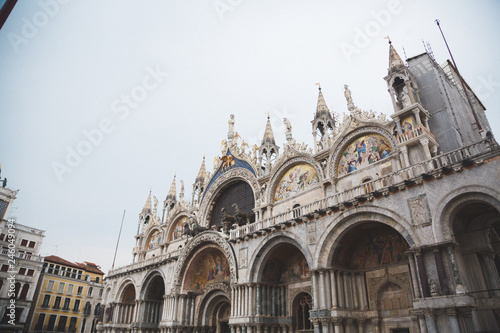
[183,247,230,291]
[147,229,162,251]
[170,216,188,241]
[330,127,396,178]
[273,163,320,202]
[268,158,322,203]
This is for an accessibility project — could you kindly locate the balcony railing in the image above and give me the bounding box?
[397,124,436,144]
[0,248,43,262]
[230,138,497,240]
[108,249,181,277]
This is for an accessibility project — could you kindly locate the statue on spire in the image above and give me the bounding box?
[284,118,293,141]
[344,84,355,112]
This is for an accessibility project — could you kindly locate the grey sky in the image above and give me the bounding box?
[1,0,499,273]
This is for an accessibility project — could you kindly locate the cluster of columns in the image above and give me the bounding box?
[163,294,196,326]
[113,302,136,324]
[229,324,292,333]
[311,269,368,311]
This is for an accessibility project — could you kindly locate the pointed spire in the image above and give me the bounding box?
[315,85,330,117]
[196,156,207,182]
[388,40,405,74]
[262,115,276,145]
[166,175,177,202]
[141,190,152,215]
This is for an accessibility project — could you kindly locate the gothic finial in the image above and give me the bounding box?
[385,36,391,44]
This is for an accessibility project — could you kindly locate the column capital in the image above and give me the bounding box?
[446,308,457,317]
[424,309,435,318]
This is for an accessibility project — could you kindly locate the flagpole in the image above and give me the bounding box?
[112,210,126,270]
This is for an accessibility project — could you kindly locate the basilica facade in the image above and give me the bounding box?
[97,43,500,333]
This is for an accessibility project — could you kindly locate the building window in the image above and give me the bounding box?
[57,316,67,332]
[54,265,60,275]
[67,284,74,295]
[64,297,71,311]
[47,280,54,292]
[28,240,36,248]
[69,317,78,333]
[0,280,3,291]
[87,287,93,297]
[84,301,91,315]
[98,289,103,298]
[35,313,46,330]
[53,296,62,309]
[95,277,100,283]
[42,295,51,308]
[14,282,20,298]
[18,267,26,275]
[66,268,71,277]
[295,294,312,331]
[0,233,5,241]
[48,264,54,274]
[27,269,34,276]
[94,303,101,316]
[47,314,57,331]
[209,181,255,227]
[77,270,82,280]
[77,286,83,296]
[19,284,29,300]
[1,264,8,272]
[57,282,65,293]
[20,239,28,247]
[73,299,80,312]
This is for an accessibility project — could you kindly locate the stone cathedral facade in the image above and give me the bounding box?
[97,43,500,333]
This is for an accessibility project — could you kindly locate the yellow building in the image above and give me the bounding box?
[28,256,104,333]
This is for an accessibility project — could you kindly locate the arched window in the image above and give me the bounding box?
[14,282,21,299]
[84,301,92,315]
[294,293,312,331]
[19,284,29,300]
[94,303,101,316]
[210,181,255,227]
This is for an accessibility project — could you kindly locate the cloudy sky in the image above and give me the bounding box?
[1,0,499,273]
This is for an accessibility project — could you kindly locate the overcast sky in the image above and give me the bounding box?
[1,0,499,274]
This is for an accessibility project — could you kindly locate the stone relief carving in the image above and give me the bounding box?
[408,194,431,227]
[238,247,248,269]
[307,222,316,245]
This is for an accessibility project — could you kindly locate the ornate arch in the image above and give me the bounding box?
[139,269,166,299]
[115,278,138,303]
[328,126,396,178]
[267,156,324,204]
[315,205,418,268]
[248,231,313,282]
[171,231,237,293]
[199,168,259,227]
[433,185,500,242]
[194,284,231,327]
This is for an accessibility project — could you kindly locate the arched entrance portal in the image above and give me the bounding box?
[329,222,413,333]
[198,290,231,333]
[141,274,165,326]
[451,200,500,330]
[255,239,311,332]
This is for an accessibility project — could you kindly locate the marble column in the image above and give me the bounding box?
[424,310,437,333]
[249,284,255,316]
[329,270,338,309]
[357,319,364,333]
[479,250,500,297]
[351,273,359,310]
[336,271,344,309]
[312,271,319,309]
[321,320,330,333]
[446,308,461,333]
[433,247,449,295]
[325,271,332,309]
[416,251,431,297]
[319,270,326,309]
[343,272,351,309]
[408,253,422,298]
[447,245,466,294]
[231,285,235,317]
[333,319,343,333]
[256,284,261,316]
